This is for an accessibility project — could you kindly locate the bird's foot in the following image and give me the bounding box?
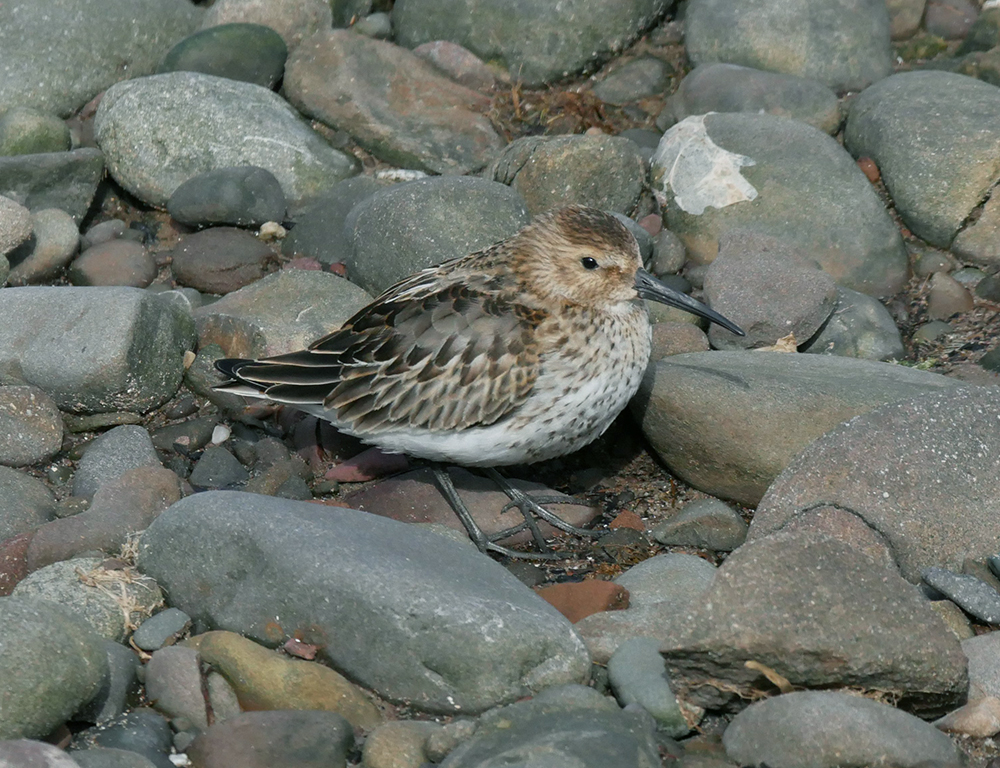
[429,465,597,560]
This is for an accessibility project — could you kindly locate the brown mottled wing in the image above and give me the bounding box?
[224,276,546,434]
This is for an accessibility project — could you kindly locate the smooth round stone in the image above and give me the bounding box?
[188,445,249,489]
[927,271,974,319]
[649,228,687,276]
[170,227,275,294]
[0,596,108,740]
[975,273,1000,302]
[69,240,157,287]
[159,23,287,89]
[800,287,904,361]
[981,345,1000,373]
[911,319,952,343]
[132,608,192,652]
[0,465,57,541]
[411,40,500,92]
[71,747,160,768]
[76,709,174,768]
[75,640,142,725]
[168,166,286,228]
[6,208,80,285]
[81,219,128,249]
[0,740,82,767]
[0,194,32,255]
[201,0,334,49]
[651,497,748,551]
[593,57,670,105]
[952,266,987,288]
[352,12,392,39]
[0,106,71,156]
[281,176,384,264]
[72,424,160,498]
[187,711,354,768]
[0,385,63,466]
[607,637,689,738]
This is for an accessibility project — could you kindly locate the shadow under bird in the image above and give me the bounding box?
[215,206,744,557]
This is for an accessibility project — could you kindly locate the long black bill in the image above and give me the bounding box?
[635,268,745,336]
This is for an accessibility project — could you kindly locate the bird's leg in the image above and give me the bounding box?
[484,467,600,539]
[429,465,559,561]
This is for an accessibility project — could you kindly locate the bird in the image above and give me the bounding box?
[215,206,744,557]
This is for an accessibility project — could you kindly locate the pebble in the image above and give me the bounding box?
[69,240,157,288]
[412,40,500,92]
[131,607,192,651]
[607,637,691,738]
[170,227,276,294]
[187,710,354,768]
[6,208,80,285]
[651,497,748,551]
[75,709,175,768]
[188,445,249,489]
[593,57,669,105]
[0,384,63,466]
[0,106,71,156]
[75,640,142,725]
[12,557,163,642]
[800,286,905,361]
[534,581,629,623]
[723,691,961,768]
[362,720,441,768]
[159,23,288,89]
[923,566,1000,624]
[73,425,160,498]
[0,194,32,256]
[167,166,286,229]
[927,271,975,319]
[201,0,332,50]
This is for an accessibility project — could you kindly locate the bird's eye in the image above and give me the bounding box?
[581,257,599,270]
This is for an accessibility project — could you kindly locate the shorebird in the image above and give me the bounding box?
[215,206,744,557]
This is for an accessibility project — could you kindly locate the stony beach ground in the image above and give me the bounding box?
[2,0,1000,767]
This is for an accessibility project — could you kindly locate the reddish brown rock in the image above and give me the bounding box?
[535,581,630,623]
[170,227,277,295]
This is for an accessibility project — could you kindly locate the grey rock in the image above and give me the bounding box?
[194,269,373,359]
[284,30,503,175]
[439,685,659,767]
[927,271,975,319]
[282,176,385,263]
[69,241,157,289]
[651,498,747,551]
[654,113,908,298]
[0,596,108,740]
[145,646,208,730]
[650,228,686,275]
[188,446,249,489]
[201,0,333,50]
[12,557,164,643]
[888,0,927,39]
[80,221,127,250]
[963,631,1000,699]
[686,0,892,92]
[953,190,1000,271]
[703,236,839,350]
[631,351,964,506]
[574,553,717,663]
[925,0,978,39]
[75,641,141,725]
[923,567,1000,624]
[0,149,106,223]
[353,12,392,39]
[608,637,689,738]
[845,71,1000,248]
[0,385,63,466]
[594,57,670,105]
[0,287,196,414]
[0,740,82,768]
[801,286,905,361]
[73,425,160,498]
[344,176,529,294]
[132,608,192,652]
[0,466,57,543]
[613,213,654,262]
[159,23,288,90]
[0,0,201,117]
[393,0,671,87]
[752,386,1000,582]
[957,7,1000,55]
[95,72,359,209]
[137,491,590,714]
[912,320,953,344]
[666,64,841,135]
[169,228,276,295]
[167,166,286,229]
[75,709,174,768]
[0,195,32,256]
[723,691,962,768]
[71,747,159,768]
[412,40,501,93]
[186,710,353,768]
[0,107,71,156]
[660,524,968,717]
[489,134,647,216]
[6,208,80,285]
